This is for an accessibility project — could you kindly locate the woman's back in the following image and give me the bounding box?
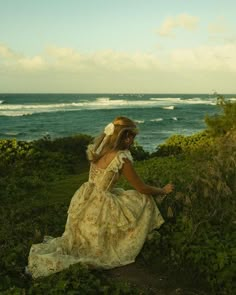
[88,150,131,192]
[93,150,118,170]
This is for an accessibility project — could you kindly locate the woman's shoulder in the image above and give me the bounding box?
[105,149,131,159]
[93,150,120,170]
[103,150,132,165]
[105,150,133,172]
[93,149,133,170]
[117,149,133,162]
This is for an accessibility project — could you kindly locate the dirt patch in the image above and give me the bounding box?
[106,256,209,295]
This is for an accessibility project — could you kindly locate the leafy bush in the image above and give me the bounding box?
[32,134,93,174]
[130,141,150,160]
[27,264,145,295]
[0,135,92,203]
[153,131,214,157]
[205,95,236,136]
[135,131,236,295]
[0,134,92,179]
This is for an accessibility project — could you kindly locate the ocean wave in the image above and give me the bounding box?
[0,100,163,116]
[94,98,127,105]
[0,96,217,117]
[2,132,20,136]
[96,97,111,102]
[183,98,215,105]
[172,117,178,121]
[150,118,163,122]
[150,97,215,105]
[162,106,175,110]
[150,97,181,102]
[134,120,145,124]
[0,111,33,117]
[0,103,82,110]
[0,100,5,104]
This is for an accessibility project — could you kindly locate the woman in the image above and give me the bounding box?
[28,116,174,278]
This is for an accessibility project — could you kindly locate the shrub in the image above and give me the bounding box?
[153,131,214,157]
[143,131,236,295]
[130,141,150,161]
[205,95,236,136]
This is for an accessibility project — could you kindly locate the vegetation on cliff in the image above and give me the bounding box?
[0,97,235,294]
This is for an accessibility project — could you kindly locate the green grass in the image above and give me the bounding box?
[46,172,89,204]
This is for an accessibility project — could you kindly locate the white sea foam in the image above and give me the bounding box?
[0,111,33,117]
[0,100,161,116]
[0,103,79,110]
[172,117,178,121]
[150,97,181,101]
[150,118,163,122]
[0,96,217,117]
[4,132,20,136]
[135,120,145,124]
[150,97,216,105]
[162,106,175,110]
[94,98,127,106]
[96,97,111,102]
[0,100,5,104]
[183,98,215,105]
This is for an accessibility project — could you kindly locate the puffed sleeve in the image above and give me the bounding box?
[107,150,133,173]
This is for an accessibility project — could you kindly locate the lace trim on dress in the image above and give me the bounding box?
[106,150,133,173]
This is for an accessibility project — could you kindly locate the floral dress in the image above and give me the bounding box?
[28,150,164,278]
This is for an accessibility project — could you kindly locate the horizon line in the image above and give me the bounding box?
[0,92,235,95]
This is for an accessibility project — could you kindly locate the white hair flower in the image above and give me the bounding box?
[94,122,115,155]
[104,123,115,136]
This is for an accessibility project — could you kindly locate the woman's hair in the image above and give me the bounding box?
[87,116,138,162]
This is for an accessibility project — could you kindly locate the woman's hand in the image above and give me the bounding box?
[162,183,174,195]
[156,183,174,204]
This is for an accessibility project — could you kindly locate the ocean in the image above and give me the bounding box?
[0,93,235,151]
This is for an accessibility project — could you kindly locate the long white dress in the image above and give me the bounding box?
[28,150,164,278]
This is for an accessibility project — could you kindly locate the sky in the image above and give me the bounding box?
[0,0,236,93]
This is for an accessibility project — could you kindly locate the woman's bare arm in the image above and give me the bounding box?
[121,159,174,195]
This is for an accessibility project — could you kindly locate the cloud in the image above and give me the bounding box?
[156,14,199,37]
[17,56,46,70]
[0,43,46,71]
[1,43,236,77]
[1,43,236,93]
[89,50,161,71]
[45,46,162,72]
[170,44,236,71]
[0,43,163,74]
[0,44,20,59]
[208,17,228,35]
